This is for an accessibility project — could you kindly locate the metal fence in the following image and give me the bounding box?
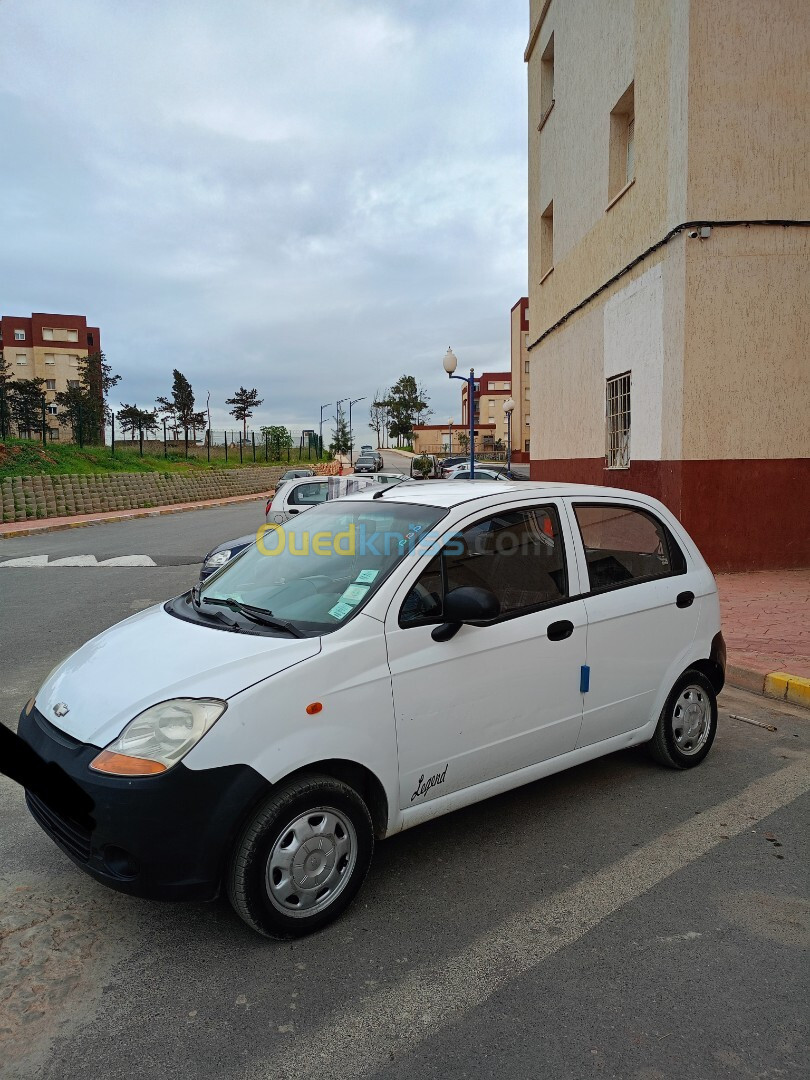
[105,425,325,463]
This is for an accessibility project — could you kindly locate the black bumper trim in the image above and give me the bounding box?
[19,706,269,902]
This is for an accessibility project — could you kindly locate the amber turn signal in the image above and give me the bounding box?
[24,697,36,717]
[305,702,323,715]
[89,751,167,776]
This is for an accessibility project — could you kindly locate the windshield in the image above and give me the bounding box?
[199,500,448,632]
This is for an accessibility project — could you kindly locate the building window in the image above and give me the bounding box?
[42,328,53,341]
[14,329,25,341]
[540,33,555,122]
[609,81,635,202]
[45,353,55,365]
[46,379,56,390]
[48,427,60,441]
[87,332,94,346]
[47,404,58,415]
[67,329,78,342]
[606,371,631,468]
[541,200,554,279]
[16,353,27,365]
[524,360,530,374]
[67,379,80,389]
[524,439,530,453]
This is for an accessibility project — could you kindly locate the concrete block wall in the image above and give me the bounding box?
[0,468,287,523]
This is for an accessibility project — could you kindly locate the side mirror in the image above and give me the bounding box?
[431,586,500,642]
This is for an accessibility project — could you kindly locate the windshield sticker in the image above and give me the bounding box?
[327,601,354,620]
[355,569,379,584]
[339,583,370,605]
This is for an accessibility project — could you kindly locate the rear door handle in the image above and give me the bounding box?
[287,507,300,515]
[547,620,574,641]
[676,591,695,608]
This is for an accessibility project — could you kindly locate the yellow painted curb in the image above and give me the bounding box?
[764,672,810,709]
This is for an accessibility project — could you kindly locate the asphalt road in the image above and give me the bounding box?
[1,474,807,1080]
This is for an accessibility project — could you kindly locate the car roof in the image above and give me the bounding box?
[347,479,664,509]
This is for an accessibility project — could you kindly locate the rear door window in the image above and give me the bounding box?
[572,503,685,592]
[288,481,329,506]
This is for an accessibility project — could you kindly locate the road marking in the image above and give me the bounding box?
[0,555,157,567]
[245,755,810,1080]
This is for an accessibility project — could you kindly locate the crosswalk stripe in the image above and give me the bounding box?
[0,555,157,567]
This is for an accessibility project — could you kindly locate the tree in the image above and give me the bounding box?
[157,370,201,443]
[54,384,88,443]
[226,386,263,439]
[413,454,433,479]
[10,378,46,438]
[79,351,121,444]
[379,375,430,447]
[369,390,388,449]
[0,351,13,438]
[457,431,470,454]
[117,404,159,440]
[329,414,353,456]
[260,425,293,457]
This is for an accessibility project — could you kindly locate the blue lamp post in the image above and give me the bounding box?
[443,347,475,479]
[503,396,515,477]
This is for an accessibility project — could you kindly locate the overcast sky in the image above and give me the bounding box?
[0,0,528,437]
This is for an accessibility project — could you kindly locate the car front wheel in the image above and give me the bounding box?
[227,775,374,938]
[648,669,718,769]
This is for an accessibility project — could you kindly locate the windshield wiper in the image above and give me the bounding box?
[203,597,305,637]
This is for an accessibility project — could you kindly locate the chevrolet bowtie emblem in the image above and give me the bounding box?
[53,703,70,718]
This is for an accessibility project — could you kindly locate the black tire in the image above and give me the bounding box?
[648,669,718,769]
[227,774,373,938]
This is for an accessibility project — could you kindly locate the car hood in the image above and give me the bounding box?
[209,534,255,558]
[36,602,321,748]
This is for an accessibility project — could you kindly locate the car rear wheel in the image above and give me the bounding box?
[227,775,374,938]
[648,669,717,769]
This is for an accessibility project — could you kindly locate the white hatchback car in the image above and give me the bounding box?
[20,481,725,938]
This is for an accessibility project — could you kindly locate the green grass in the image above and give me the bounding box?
[0,439,325,478]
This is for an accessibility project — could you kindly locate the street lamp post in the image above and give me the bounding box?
[319,402,332,458]
[503,397,515,477]
[348,396,366,465]
[443,347,475,478]
[448,418,453,455]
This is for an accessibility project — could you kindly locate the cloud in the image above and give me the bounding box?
[0,0,528,434]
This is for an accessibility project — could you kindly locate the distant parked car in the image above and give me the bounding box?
[354,454,380,474]
[445,463,513,481]
[374,472,409,487]
[360,444,373,454]
[273,468,315,495]
[199,475,377,579]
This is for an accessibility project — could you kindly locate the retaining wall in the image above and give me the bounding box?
[0,468,288,523]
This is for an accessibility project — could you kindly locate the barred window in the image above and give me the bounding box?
[606,372,630,469]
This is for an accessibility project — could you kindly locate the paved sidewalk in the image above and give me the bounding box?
[717,569,810,707]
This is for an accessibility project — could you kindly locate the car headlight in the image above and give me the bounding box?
[204,549,232,569]
[90,698,227,776]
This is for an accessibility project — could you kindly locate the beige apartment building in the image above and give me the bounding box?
[0,312,101,440]
[510,297,531,461]
[525,0,809,570]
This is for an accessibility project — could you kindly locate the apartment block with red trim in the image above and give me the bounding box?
[0,313,101,441]
[525,0,809,570]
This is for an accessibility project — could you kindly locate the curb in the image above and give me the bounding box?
[0,492,267,539]
[727,664,810,709]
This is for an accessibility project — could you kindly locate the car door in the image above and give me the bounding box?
[384,501,588,810]
[566,499,701,747]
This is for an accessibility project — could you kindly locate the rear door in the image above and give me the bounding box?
[567,499,701,747]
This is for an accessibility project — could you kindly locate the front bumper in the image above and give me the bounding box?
[18,705,268,901]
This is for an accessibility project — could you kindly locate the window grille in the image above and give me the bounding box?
[606,372,631,468]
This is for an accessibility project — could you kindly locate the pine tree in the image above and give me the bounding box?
[226,386,264,440]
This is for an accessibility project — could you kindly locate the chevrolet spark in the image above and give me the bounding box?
[19,481,725,938]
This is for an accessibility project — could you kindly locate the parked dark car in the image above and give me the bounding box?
[354,454,379,473]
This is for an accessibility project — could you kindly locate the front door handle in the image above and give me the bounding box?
[547,620,574,641]
[676,591,695,608]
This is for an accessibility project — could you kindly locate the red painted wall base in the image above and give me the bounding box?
[529,457,810,572]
